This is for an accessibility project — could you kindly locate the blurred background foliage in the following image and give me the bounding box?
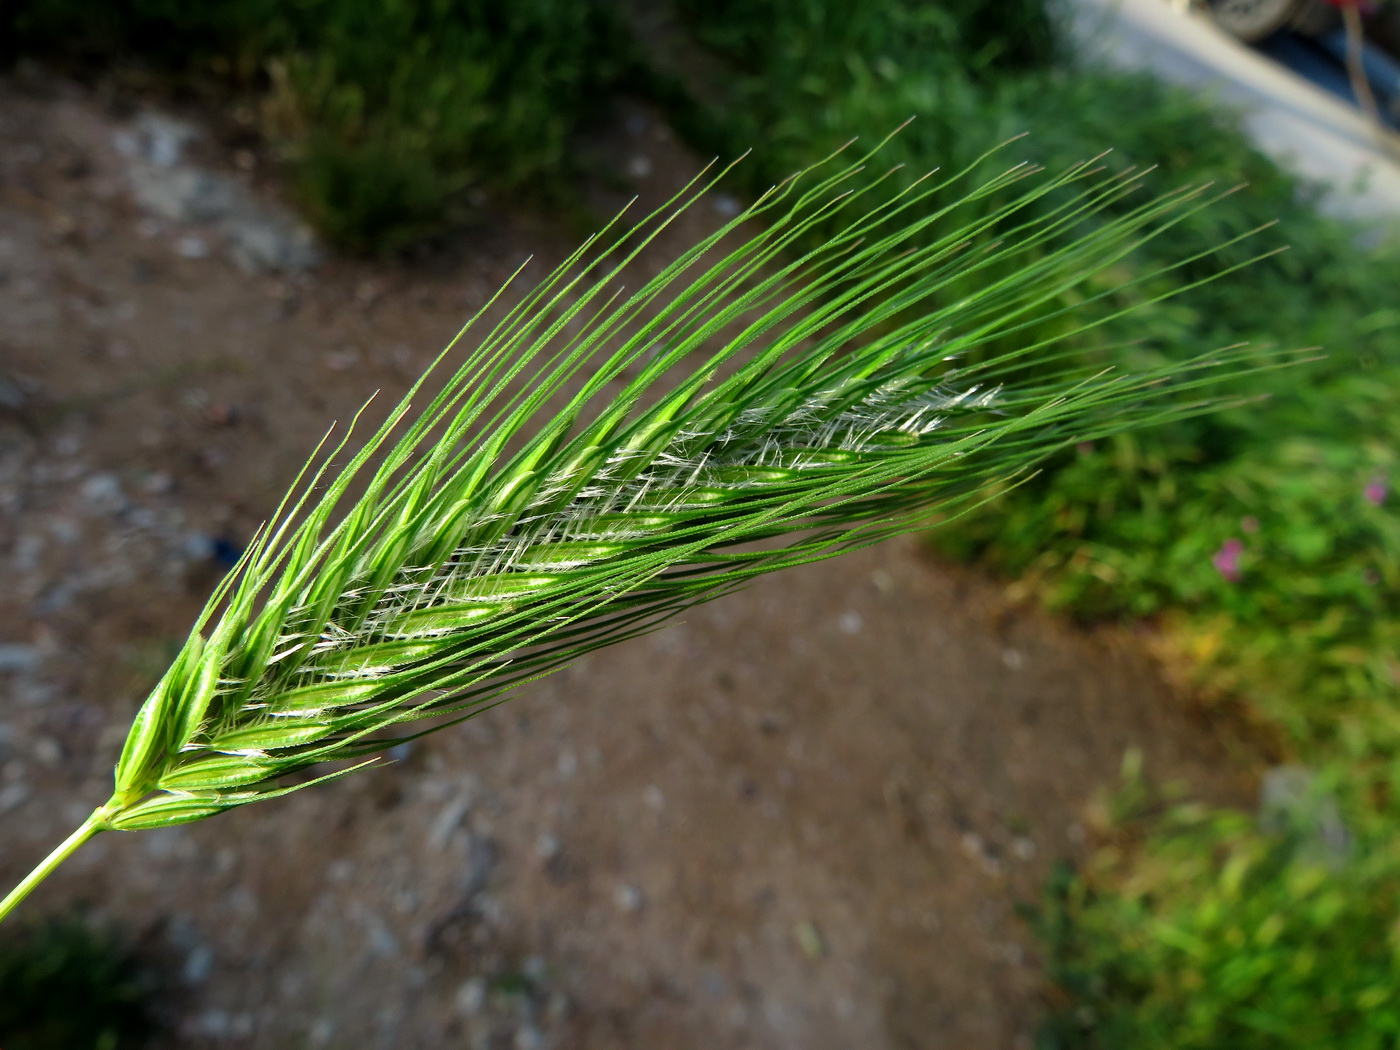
[668,6,1400,1039]
[1029,761,1400,1049]
[4,0,1400,1045]
[0,913,158,1049]
[4,0,640,251]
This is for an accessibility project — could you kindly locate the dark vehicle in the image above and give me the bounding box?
[1207,0,1400,126]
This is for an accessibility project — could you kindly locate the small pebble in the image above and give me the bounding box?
[322,348,361,371]
[327,858,355,881]
[80,472,123,511]
[536,832,561,861]
[0,783,30,812]
[195,1009,229,1038]
[556,750,577,779]
[712,194,742,217]
[0,644,40,673]
[183,945,214,985]
[428,792,472,848]
[182,533,217,562]
[454,976,486,1017]
[33,737,60,766]
[366,916,399,957]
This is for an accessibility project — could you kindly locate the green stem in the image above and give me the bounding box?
[0,809,106,925]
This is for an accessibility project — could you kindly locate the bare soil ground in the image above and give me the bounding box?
[0,74,1252,1049]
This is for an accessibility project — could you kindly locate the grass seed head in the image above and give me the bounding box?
[0,143,1280,924]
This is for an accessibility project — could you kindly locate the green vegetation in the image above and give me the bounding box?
[676,0,1400,734]
[0,914,156,1048]
[674,2,1400,1047]
[4,0,638,252]
[5,0,1399,1042]
[1029,766,1400,1049]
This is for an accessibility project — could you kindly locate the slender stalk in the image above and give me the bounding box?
[0,810,105,924]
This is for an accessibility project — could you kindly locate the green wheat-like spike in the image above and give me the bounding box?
[0,143,1285,922]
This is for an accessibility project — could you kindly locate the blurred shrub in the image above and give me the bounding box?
[0,913,156,1049]
[677,3,1400,747]
[1030,773,1400,1050]
[676,2,1400,1046]
[941,372,1400,758]
[4,0,638,252]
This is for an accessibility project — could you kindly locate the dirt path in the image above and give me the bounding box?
[0,74,1249,1049]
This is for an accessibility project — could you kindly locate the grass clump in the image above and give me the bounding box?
[1030,770,1400,1050]
[4,0,638,252]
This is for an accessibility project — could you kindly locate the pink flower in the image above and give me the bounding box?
[1213,538,1244,582]
[1365,475,1388,506]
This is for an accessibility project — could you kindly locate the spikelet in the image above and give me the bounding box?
[0,142,1277,920]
